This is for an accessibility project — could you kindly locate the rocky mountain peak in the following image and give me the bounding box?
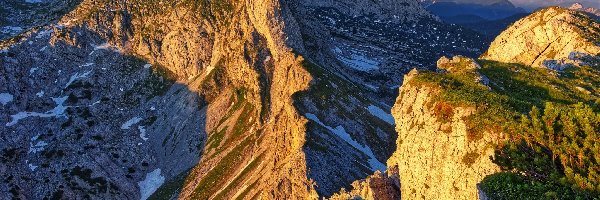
[569,2,584,10]
[568,2,600,16]
[481,6,600,69]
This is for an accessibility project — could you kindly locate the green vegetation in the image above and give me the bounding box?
[412,59,599,140]
[62,166,117,195]
[189,134,259,199]
[205,127,227,152]
[232,103,255,136]
[234,180,259,200]
[298,60,363,105]
[480,172,593,200]
[485,102,600,198]
[462,152,480,167]
[212,154,264,200]
[411,57,600,198]
[121,55,146,75]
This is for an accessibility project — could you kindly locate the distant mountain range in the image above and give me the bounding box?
[420,0,528,40]
[512,0,600,11]
[567,2,600,17]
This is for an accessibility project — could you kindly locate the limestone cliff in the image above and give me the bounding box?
[481,7,600,69]
[387,63,502,200]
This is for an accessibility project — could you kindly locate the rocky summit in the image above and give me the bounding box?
[482,7,600,70]
[1,0,599,200]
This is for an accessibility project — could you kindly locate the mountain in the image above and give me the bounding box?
[383,6,600,199]
[568,2,600,17]
[0,0,486,199]
[482,6,600,69]
[6,0,598,199]
[422,0,527,21]
[419,0,529,43]
[459,13,529,38]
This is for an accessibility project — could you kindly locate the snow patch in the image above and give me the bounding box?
[36,91,45,97]
[29,163,38,171]
[93,43,121,53]
[305,113,386,171]
[29,67,39,75]
[6,96,69,126]
[138,126,148,141]
[0,93,14,106]
[121,117,143,129]
[64,70,93,88]
[143,64,152,69]
[367,105,395,125]
[333,47,380,71]
[29,141,48,154]
[138,168,165,200]
[80,63,94,67]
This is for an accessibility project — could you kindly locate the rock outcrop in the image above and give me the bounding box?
[329,166,401,200]
[481,7,600,69]
[387,68,502,200]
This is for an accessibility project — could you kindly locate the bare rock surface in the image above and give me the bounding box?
[387,68,501,200]
[481,7,600,69]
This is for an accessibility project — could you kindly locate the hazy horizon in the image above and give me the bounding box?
[510,0,600,10]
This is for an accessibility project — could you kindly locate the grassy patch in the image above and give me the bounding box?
[411,59,600,141]
[206,127,227,152]
[212,153,264,200]
[190,134,258,199]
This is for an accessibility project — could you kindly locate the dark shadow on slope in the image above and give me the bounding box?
[292,60,397,197]
[0,0,82,40]
[0,24,206,199]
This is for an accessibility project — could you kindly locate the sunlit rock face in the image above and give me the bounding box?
[386,66,501,200]
[481,7,600,69]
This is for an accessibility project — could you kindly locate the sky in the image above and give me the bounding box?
[510,0,600,10]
